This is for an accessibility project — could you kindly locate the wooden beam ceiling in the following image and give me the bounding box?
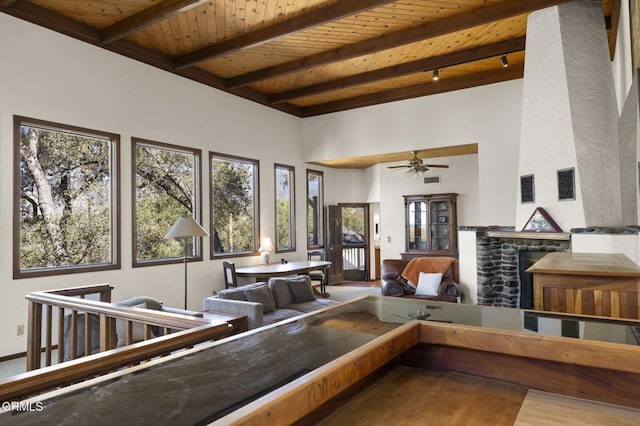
[102,0,208,44]
[227,0,575,89]
[270,36,526,104]
[0,0,618,117]
[1,0,302,116]
[301,62,525,117]
[173,0,397,70]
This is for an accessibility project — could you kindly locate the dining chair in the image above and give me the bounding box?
[307,251,326,289]
[222,261,238,289]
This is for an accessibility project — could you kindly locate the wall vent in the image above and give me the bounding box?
[423,176,441,184]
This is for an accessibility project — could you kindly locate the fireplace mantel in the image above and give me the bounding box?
[485,231,571,241]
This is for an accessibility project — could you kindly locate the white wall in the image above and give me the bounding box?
[0,14,310,357]
[301,79,523,229]
[572,234,640,264]
[377,154,479,260]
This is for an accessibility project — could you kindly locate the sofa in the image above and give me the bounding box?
[203,275,338,330]
[63,296,203,361]
[381,257,461,302]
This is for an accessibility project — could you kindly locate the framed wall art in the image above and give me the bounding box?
[521,207,563,233]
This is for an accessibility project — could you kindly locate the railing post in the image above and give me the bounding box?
[45,306,53,367]
[70,311,78,360]
[26,300,43,371]
[99,286,113,303]
[99,313,116,351]
[57,307,64,364]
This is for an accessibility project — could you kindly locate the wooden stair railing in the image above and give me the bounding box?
[25,284,215,371]
[26,284,114,370]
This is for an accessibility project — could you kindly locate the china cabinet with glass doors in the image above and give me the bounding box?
[401,193,458,260]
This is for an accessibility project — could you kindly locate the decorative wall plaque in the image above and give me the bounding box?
[557,168,575,201]
[520,174,535,203]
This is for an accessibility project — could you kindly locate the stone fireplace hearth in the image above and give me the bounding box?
[458,226,640,307]
[472,227,570,308]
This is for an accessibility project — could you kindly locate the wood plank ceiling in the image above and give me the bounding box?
[1,0,619,119]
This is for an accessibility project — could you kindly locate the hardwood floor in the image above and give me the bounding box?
[514,390,640,426]
[318,366,528,426]
[315,366,640,426]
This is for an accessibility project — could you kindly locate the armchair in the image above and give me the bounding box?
[381,257,460,302]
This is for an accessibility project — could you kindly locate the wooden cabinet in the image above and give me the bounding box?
[401,193,458,260]
[528,252,640,319]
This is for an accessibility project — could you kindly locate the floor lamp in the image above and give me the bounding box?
[165,216,209,309]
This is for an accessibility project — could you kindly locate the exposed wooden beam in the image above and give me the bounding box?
[173,0,396,70]
[102,0,207,44]
[2,0,102,42]
[270,36,526,104]
[607,0,621,60]
[228,0,573,89]
[0,1,18,7]
[301,63,524,117]
[0,1,302,117]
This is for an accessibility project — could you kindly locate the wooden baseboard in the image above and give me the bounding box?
[0,345,59,363]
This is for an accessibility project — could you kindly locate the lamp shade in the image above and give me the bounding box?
[258,237,274,252]
[164,216,209,238]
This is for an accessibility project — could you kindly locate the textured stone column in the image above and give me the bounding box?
[516,0,621,229]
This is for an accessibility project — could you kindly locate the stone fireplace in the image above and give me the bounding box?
[470,227,570,308]
[459,226,640,307]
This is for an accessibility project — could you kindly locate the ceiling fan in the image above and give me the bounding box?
[387,151,449,175]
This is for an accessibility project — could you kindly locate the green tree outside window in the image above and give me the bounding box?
[15,116,119,277]
[211,153,259,256]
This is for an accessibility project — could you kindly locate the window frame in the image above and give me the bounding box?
[131,138,203,268]
[209,152,260,259]
[306,169,325,250]
[13,115,121,279]
[274,163,296,253]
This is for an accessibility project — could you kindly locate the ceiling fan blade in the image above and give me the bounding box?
[387,165,409,169]
[424,164,449,168]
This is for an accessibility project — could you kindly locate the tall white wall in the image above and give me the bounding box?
[0,14,308,357]
[302,79,524,231]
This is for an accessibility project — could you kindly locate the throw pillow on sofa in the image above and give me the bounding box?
[218,287,248,301]
[287,276,316,303]
[415,272,442,296]
[268,278,294,308]
[243,284,276,313]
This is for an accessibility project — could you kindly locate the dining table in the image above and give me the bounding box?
[235,260,331,296]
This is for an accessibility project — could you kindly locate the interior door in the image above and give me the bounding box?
[327,204,370,283]
[326,205,344,284]
[327,206,344,284]
[339,203,369,281]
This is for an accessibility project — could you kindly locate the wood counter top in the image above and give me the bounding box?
[526,252,640,277]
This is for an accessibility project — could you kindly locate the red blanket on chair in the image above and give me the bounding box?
[401,257,459,285]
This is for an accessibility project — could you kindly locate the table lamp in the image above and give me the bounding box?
[258,237,274,264]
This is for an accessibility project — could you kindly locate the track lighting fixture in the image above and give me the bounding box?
[433,68,439,81]
[500,54,509,68]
